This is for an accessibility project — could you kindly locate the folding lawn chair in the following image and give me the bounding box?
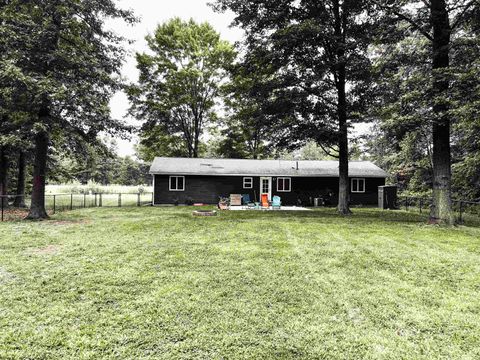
[261,194,269,209]
[242,194,255,209]
[272,196,281,210]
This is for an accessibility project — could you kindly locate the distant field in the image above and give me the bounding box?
[1,207,479,359]
[45,183,153,195]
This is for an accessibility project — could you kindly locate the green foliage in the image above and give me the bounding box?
[128,18,236,158]
[273,140,366,161]
[213,0,376,150]
[210,129,254,159]
[0,0,137,217]
[214,60,279,159]
[367,5,480,200]
[1,0,136,137]
[135,125,190,162]
[43,137,150,187]
[113,156,150,186]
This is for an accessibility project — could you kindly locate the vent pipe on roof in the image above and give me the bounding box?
[293,154,301,171]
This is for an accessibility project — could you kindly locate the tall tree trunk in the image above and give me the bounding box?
[27,107,50,220]
[333,0,351,215]
[193,119,200,158]
[337,69,351,215]
[430,0,453,224]
[13,151,26,208]
[24,7,62,219]
[0,147,9,209]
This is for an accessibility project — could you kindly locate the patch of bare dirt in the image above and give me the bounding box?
[1,209,55,222]
[1,208,29,221]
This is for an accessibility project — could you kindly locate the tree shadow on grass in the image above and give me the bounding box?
[198,207,430,226]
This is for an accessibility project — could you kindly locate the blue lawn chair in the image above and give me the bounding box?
[242,194,256,209]
[272,196,281,210]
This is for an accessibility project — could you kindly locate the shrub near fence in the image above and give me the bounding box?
[1,193,154,221]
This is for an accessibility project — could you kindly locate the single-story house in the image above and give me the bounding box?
[150,157,389,206]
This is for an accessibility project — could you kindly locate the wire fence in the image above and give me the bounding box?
[1,193,153,221]
[399,196,480,226]
[2,193,479,225]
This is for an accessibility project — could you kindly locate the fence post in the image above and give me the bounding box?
[1,196,4,222]
[137,193,141,207]
[53,195,56,215]
[99,193,103,207]
[405,197,408,211]
[84,193,86,208]
[70,194,73,210]
[419,198,423,213]
[118,193,121,207]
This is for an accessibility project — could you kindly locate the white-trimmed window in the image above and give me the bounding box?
[243,177,253,189]
[169,176,185,191]
[351,178,365,193]
[277,177,291,192]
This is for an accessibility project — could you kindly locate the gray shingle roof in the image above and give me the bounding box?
[150,157,389,178]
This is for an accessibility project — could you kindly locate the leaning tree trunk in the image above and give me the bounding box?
[430,0,453,224]
[13,151,26,208]
[26,128,49,220]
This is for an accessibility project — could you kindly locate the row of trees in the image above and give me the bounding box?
[365,2,480,204]
[51,140,150,186]
[214,0,479,222]
[1,1,478,222]
[1,0,136,219]
[1,145,150,200]
[129,2,479,223]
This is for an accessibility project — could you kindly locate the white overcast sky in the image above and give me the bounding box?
[108,0,244,157]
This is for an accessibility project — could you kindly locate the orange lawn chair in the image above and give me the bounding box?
[261,194,269,208]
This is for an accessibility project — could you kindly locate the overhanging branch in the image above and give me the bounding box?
[371,0,434,41]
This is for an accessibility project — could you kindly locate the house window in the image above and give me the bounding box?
[169,176,185,191]
[351,178,365,193]
[243,177,253,189]
[277,177,291,192]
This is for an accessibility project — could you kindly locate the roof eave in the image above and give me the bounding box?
[149,171,388,178]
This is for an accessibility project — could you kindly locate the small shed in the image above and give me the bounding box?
[378,185,397,210]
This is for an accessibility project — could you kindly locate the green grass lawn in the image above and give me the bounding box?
[1,207,479,359]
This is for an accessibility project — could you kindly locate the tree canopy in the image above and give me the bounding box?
[368,0,480,222]
[213,0,378,214]
[0,0,136,218]
[128,18,236,158]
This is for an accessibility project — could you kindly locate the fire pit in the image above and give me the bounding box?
[192,210,218,217]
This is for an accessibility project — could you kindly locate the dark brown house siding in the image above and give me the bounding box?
[153,175,385,206]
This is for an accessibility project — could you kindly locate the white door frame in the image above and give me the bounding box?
[260,177,272,201]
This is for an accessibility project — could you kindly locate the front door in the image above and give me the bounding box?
[260,177,272,201]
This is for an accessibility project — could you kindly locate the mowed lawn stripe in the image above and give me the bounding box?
[0,207,479,359]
